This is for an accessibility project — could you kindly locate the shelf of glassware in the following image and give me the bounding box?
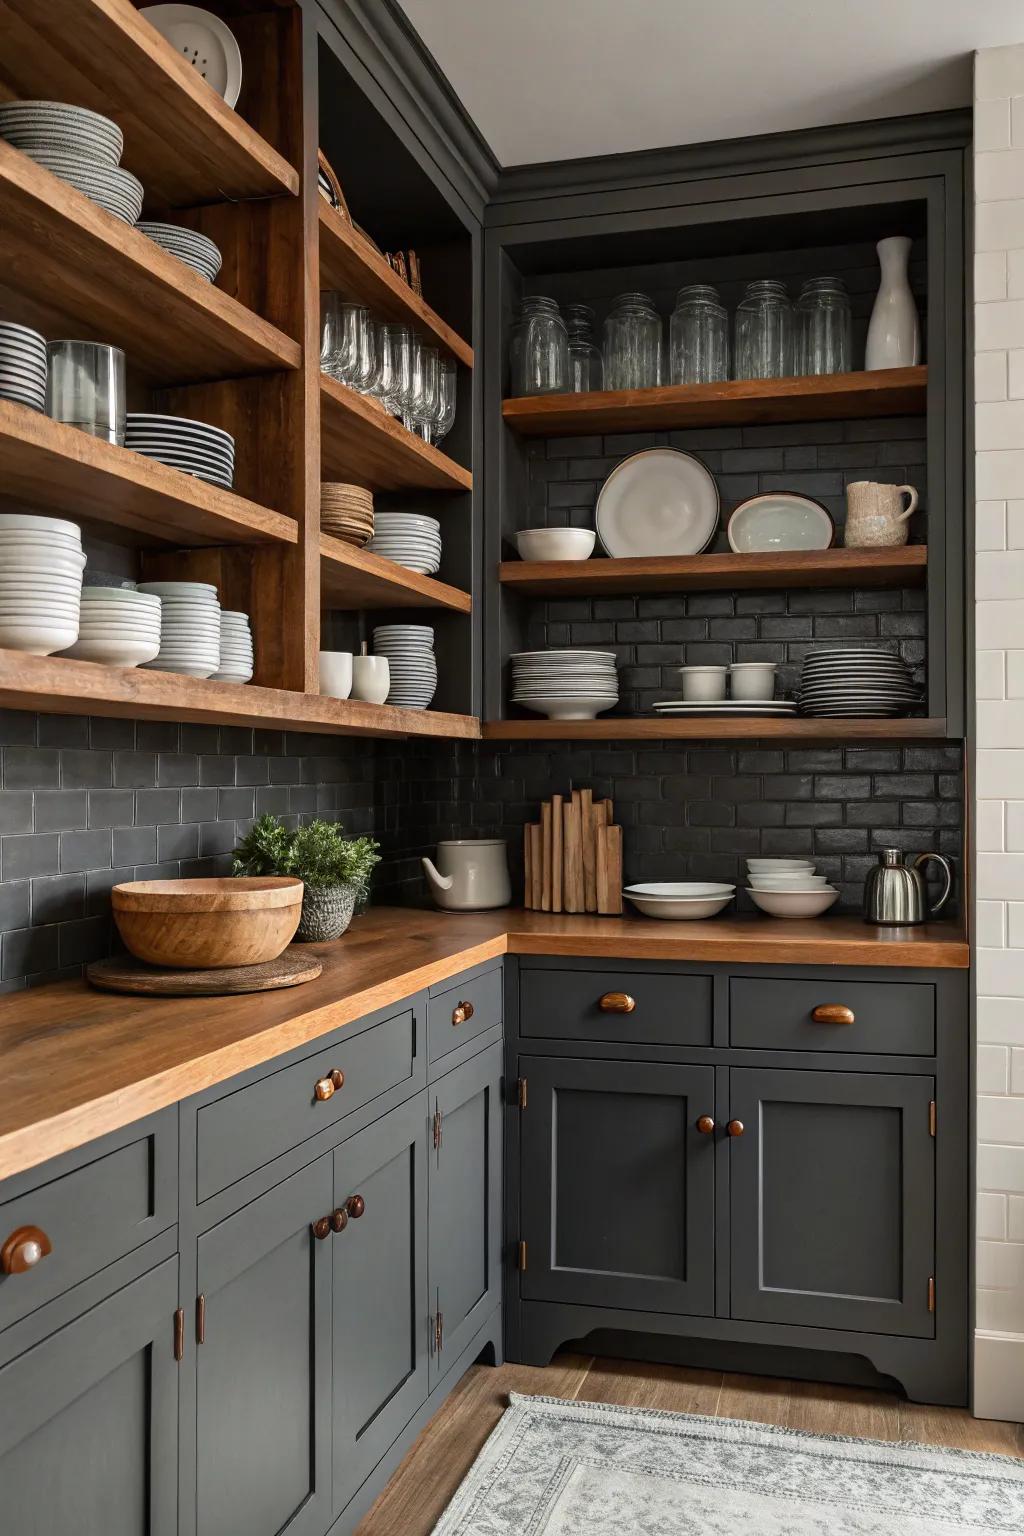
[319,372,472,494]
[482,716,948,742]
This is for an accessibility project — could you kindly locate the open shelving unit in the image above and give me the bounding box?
[482,716,948,742]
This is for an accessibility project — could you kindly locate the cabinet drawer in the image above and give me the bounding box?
[0,1110,176,1336]
[196,1007,421,1201]
[729,977,935,1055]
[520,967,712,1047]
[428,967,502,1064]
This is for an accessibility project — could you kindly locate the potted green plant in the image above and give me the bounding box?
[232,814,381,942]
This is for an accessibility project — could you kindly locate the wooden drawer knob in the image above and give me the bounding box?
[314,1068,345,1101]
[696,1115,716,1135]
[452,1000,475,1026]
[1,1224,52,1274]
[811,1005,855,1026]
[599,991,636,1013]
[726,1119,745,1138]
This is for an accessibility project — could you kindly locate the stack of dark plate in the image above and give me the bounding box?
[0,101,143,223]
[125,413,235,489]
[0,322,47,412]
[796,649,923,718]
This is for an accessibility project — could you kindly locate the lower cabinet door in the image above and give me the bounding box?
[428,1043,502,1390]
[729,1067,936,1336]
[519,1056,716,1315]
[333,1094,428,1517]
[0,1257,178,1536]
[194,1158,333,1536]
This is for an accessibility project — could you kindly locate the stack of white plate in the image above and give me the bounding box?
[366,512,441,575]
[0,512,85,654]
[624,882,735,920]
[60,587,161,667]
[125,413,235,489]
[211,611,254,684]
[746,858,838,918]
[0,322,47,412]
[372,625,437,709]
[651,699,798,718]
[797,649,922,718]
[137,581,221,678]
[510,650,618,721]
[0,101,143,223]
[136,221,223,282]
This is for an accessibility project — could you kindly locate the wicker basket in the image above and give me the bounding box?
[295,882,357,943]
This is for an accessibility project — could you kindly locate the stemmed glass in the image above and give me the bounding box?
[432,360,457,445]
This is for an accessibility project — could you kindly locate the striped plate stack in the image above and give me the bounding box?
[320,483,373,546]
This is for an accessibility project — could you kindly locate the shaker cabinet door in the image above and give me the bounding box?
[729,1067,936,1337]
[519,1055,716,1316]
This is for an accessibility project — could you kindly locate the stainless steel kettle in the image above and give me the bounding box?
[863,848,953,925]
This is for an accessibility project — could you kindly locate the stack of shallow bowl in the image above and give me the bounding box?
[623,882,735,920]
[136,221,222,282]
[320,483,373,546]
[137,580,221,678]
[211,611,254,684]
[0,323,47,412]
[0,101,143,223]
[746,858,838,918]
[61,586,161,667]
[0,512,85,654]
[366,512,441,575]
[510,649,618,721]
[372,624,437,709]
[125,413,235,489]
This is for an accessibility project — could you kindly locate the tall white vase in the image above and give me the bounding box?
[865,236,920,370]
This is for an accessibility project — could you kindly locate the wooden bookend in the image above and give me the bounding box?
[551,794,564,913]
[540,801,552,912]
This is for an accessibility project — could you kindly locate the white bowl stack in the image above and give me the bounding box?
[372,625,437,709]
[136,221,223,282]
[746,858,839,918]
[623,882,735,920]
[125,413,235,489]
[366,512,441,575]
[61,587,161,667]
[0,323,47,412]
[0,101,143,223]
[0,512,85,654]
[137,581,221,678]
[211,611,254,684]
[796,649,922,718]
[510,649,619,721]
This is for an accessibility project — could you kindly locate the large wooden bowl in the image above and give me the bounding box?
[111,877,304,969]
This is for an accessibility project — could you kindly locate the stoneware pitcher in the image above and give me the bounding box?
[865,235,920,369]
[844,481,919,548]
[422,839,511,911]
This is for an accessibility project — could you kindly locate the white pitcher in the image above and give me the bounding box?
[865,236,920,370]
[422,839,511,911]
[844,481,919,548]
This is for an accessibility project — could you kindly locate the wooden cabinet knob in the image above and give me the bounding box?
[1,1224,52,1275]
[726,1119,745,1138]
[314,1068,345,1101]
[452,1000,475,1026]
[696,1115,716,1135]
[599,991,636,1013]
[811,1004,855,1026]
[345,1194,365,1220]
[311,1216,332,1241]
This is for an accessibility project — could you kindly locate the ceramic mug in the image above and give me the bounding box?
[679,665,728,702]
[318,649,352,699]
[844,481,919,548]
[351,655,390,705]
[729,661,776,701]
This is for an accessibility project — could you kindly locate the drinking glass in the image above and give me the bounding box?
[565,302,603,392]
[403,340,439,437]
[734,280,793,379]
[669,284,729,384]
[602,292,662,390]
[46,341,126,445]
[376,322,412,414]
[320,292,352,380]
[432,360,457,444]
[795,276,852,375]
[508,295,568,395]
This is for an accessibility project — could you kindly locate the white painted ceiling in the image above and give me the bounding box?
[399,0,1022,166]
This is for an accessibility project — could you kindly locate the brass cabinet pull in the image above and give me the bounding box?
[599,991,636,1013]
[452,1000,475,1026]
[726,1119,745,1138]
[696,1115,716,1135]
[311,1216,332,1241]
[314,1067,345,1102]
[196,1294,206,1346]
[811,1004,855,1026]
[1,1224,52,1275]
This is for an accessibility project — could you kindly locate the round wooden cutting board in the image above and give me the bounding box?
[86,947,323,996]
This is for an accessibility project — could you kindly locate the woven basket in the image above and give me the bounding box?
[295,882,357,943]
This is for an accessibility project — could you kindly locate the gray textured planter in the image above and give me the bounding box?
[295,882,357,942]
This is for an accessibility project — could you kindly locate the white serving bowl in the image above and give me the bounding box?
[747,887,840,918]
[0,620,79,654]
[515,527,596,562]
[625,890,735,920]
[749,875,830,890]
[60,635,161,666]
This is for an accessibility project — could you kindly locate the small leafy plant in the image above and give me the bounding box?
[233,813,380,896]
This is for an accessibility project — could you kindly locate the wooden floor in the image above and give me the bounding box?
[357,1353,1024,1534]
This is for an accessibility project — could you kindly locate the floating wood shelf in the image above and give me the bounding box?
[318,203,472,368]
[499,545,927,598]
[502,367,927,437]
[320,374,472,493]
[483,717,949,742]
[0,144,301,385]
[0,0,299,206]
[320,533,471,612]
[0,651,481,741]
[0,400,297,547]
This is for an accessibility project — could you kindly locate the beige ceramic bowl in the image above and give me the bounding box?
[112,877,303,969]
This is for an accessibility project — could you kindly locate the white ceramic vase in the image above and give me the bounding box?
[865,236,920,370]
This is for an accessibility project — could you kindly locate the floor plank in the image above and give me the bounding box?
[577,1356,724,1416]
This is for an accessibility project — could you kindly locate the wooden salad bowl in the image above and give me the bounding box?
[111,877,304,969]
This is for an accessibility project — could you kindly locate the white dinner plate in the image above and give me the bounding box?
[139,5,243,106]
[595,448,718,558]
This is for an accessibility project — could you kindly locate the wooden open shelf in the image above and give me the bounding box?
[320,533,471,612]
[483,717,948,742]
[0,651,481,741]
[320,374,473,493]
[0,0,299,207]
[500,545,927,598]
[319,202,473,369]
[502,367,927,437]
[0,144,301,385]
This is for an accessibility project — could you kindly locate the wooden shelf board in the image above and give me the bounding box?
[320,374,472,493]
[0,144,300,385]
[318,203,472,368]
[0,399,296,547]
[502,367,928,437]
[0,0,299,206]
[320,533,471,612]
[0,652,481,740]
[500,545,927,598]
[483,717,949,742]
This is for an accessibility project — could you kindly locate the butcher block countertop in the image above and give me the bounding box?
[0,907,969,1181]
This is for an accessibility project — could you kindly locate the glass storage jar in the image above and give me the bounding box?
[565,303,604,392]
[602,291,663,390]
[669,284,729,384]
[795,276,852,375]
[508,295,568,395]
[733,279,793,379]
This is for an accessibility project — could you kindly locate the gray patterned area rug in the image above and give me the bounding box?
[432,1393,1024,1534]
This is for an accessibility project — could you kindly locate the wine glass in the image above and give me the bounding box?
[432,360,457,445]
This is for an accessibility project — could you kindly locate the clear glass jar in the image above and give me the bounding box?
[669,284,729,384]
[565,302,604,392]
[602,291,663,390]
[795,276,852,375]
[508,295,568,396]
[733,279,793,379]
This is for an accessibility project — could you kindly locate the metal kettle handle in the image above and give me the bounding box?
[913,852,952,917]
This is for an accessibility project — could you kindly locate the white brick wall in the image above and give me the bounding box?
[974,42,1024,1421]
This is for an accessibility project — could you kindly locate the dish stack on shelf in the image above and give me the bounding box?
[510,649,619,721]
[125,413,235,489]
[0,512,85,655]
[138,580,221,678]
[372,624,437,709]
[61,586,161,667]
[366,512,441,575]
[136,221,223,282]
[796,649,922,717]
[211,611,254,684]
[624,882,736,920]
[0,101,144,223]
[746,858,839,917]
[320,482,374,547]
[0,323,47,412]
